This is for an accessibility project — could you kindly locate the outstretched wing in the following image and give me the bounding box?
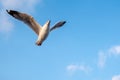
[50,21,66,32]
[6,10,42,35]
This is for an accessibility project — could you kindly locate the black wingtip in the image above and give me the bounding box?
[6,9,9,13]
[61,21,66,25]
[6,9,12,15]
[63,21,66,24]
[6,9,19,17]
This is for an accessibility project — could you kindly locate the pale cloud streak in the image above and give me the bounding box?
[109,46,120,56]
[66,64,91,74]
[112,75,120,80]
[0,0,42,34]
[0,10,13,34]
[1,0,41,11]
[98,51,106,68]
[98,45,120,68]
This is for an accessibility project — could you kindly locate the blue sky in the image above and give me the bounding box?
[0,0,120,80]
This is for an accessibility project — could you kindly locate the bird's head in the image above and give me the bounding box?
[46,20,51,26]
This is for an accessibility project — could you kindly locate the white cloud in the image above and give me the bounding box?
[98,51,106,68]
[1,0,41,11]
[109,46,120,56]
[97,45,120,69]
[0,10,14,34]
[112,75,120,80]
[0,0,42,34]
[66,64,91,74]
[67,64,78,71]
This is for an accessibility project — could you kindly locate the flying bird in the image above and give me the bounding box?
[6,10,66,46]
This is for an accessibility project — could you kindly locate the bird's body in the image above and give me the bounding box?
[36,20,50,45]
[6,10,66,46]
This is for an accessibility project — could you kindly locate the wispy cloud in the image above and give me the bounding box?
[98,51,106,68]
[66,64,91,75]
[0,0,42,34]
[1,0,41,11]
[112,75,120,80]
[98,45,120,68]
[109,46,120,56]
[0,10,13,34]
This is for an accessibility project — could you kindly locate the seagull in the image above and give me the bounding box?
[6,10,66,46]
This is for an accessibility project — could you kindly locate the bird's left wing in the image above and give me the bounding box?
[6,10,42,35]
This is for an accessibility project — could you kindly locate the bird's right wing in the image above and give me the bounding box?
[6,10,42,35]
[50,21,66,32]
